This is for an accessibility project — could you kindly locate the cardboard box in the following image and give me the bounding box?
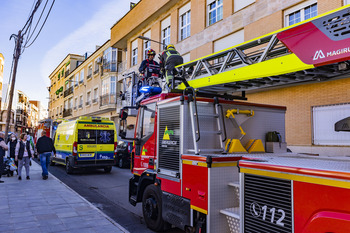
[266,142,287,153]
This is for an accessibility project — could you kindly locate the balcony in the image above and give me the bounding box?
[100,93,117,107]
[79,80,84,84]
[64,86,74,97]
[93,69,99,75]
[86,101,91,106]
[74,106,77,110]
[92,98,98,104]
[63,108,72,117]
[87,74,92,80]
[78,104,83,109]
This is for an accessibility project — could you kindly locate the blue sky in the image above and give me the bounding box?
[0,0,139,109]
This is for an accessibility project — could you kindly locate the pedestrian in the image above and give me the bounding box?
[0,132,9,183]
[7,133,18,174]
[15,133,34,180]
[36,130,56,180]
[159,44,183,88]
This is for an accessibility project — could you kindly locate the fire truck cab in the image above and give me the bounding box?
[119,90,289,232]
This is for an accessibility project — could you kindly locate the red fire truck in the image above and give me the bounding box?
[119,5,350,233]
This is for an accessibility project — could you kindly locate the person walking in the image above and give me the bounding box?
[0,132,9,183]
[15,133,34,180]
[36,130,56,180]
[159,44,183,88]
[7,133,18,174]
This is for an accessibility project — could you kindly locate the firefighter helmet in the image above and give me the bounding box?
[166,44,175,50]
[147,49,156,56]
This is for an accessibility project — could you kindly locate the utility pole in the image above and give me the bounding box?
[5,31,23,142]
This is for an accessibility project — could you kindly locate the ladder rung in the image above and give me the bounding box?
[194,113,219,118]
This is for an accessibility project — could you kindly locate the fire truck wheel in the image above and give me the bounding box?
[142,185,166,232]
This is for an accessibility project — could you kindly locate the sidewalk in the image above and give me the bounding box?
[0,161,129,233]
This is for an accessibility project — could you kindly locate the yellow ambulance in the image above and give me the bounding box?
[51,116,117,174]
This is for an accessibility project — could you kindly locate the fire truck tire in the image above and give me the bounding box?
[142,185,166,232]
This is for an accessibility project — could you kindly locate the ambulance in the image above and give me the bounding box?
[51,116,117,174]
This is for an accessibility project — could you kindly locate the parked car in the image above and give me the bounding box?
[115,140,132,168]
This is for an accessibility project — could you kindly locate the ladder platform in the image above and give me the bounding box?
[220,207,240,219]
[228,182,240,188]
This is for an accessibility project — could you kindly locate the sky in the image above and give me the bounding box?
[0,0,139,110]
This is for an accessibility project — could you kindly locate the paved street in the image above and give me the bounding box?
[48,163,182,233]
[0,161,127,233]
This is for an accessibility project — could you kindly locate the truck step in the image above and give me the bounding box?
[220,207,240,233]
[129,195,137,206]
[228,182,239,188]
[228,182,240,204]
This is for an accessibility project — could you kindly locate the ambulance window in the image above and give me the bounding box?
[97,130,114,144]
[78,129,97,144]
[142,103,156,138]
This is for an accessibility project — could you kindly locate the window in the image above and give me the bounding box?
[143,30,151,59]
[137,103,156,139]
[80,70,84,83]
[103,47,117,72]
[179,3,191,41]
[64,101,68,110]
[75,73,79,86]
[94,58,100,74]
[313,103,350,146]
[87,63,92,79]
[79,96,83,108]
[161,17,171,49]
[86,91,91,105]
[214,30,244,53]
[102,79,108,96]
[93,88,98,103]
[207,0,223,26]
[68,97,72,109]
[284,0,317,27]
[131,40,138,66]
[234,0,254,12]
[110,76,116,94]
[74,98,77,109]
[345,0,350,5]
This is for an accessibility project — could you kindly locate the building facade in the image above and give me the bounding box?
[48,40,125,124]
[110,0,350,156]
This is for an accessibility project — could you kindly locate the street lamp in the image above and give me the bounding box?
[137,36,166,46]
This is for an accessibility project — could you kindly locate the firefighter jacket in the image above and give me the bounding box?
[159,48,183,70]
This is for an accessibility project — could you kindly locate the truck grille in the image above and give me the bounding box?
[243,174,292,233]
[158,106,180,172]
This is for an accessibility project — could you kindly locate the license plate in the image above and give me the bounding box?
[79,153,94,157]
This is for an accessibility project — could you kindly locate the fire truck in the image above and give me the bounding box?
[119,5,350,233]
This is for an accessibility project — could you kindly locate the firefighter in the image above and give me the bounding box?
[139,49,159,77]
[159,44,183,88]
